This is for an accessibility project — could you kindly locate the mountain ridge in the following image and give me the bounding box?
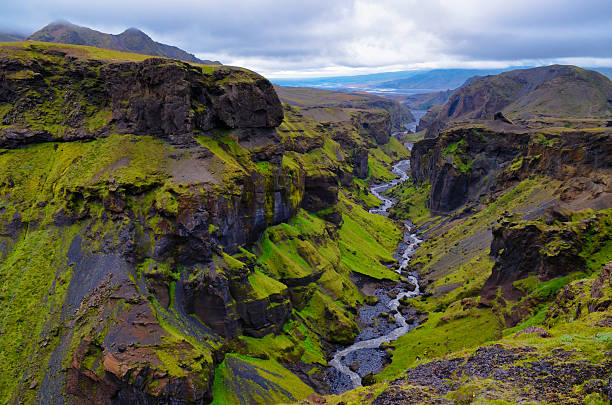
[27,21,220,65]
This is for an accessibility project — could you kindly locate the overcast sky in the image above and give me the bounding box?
[2,0,612,78]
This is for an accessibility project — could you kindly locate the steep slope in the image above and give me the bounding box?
[419,65,612,136]
[274,85,415,132]
[28,21,219,64]
[0,42,411,404]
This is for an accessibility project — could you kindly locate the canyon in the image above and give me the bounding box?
[0,39,610,405]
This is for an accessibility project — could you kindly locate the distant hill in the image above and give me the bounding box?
[388,90,453,110]
[0,33,25,42]
[379,68,516,91]
[593,67,612,79]
[28,21,219,65]
[274,85,415,132]
[272,68,525,95]
[418,65,612,135]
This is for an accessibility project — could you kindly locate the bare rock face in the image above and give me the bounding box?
[479,212,609,305]
[351,110,391,145]
[481,223,579,303]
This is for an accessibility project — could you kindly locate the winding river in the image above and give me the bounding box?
[327,157,423,392]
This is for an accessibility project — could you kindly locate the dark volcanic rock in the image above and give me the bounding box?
[481,220,585,304]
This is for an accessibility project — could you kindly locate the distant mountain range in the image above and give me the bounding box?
[273,67,612,96]
[0,33,25,42]
[379,68,512,90]
[0,21,219,65]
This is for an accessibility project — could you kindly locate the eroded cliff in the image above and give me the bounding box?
[0,42,410,404]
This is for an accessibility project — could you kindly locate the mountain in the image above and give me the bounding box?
[272,70,424,89]
[274,85,415,132]
[28,21,219,64]
[0,32,25,42]
[593,67,612,79]
[418,64,612,135]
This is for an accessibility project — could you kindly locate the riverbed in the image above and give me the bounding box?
[326,158,423,393]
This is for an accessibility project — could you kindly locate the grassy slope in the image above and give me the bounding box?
[0,41,224,72]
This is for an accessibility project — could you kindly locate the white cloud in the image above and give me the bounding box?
[1,0,611,77]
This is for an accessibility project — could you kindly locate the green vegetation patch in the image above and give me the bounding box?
[0,226,78,402]
[386,180,431,226]
[211,354,314,405]
[248,270,288,300]
[338,196,401,281]
[377,307,502,381]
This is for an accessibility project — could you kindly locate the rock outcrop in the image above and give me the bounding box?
[410,125,612,214]
[0,49,281,148]
[410,127,529,213]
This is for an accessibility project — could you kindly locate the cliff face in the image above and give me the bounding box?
[0,42,410,404]
[0,43,299,404]
[0,50,279,148]
[410,125,611,214]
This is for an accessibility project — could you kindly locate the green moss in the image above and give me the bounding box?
[86,108,112,132]
[338,196,401,281]
[367,148,396,182]
[353,178,382,208]
[512,275,538,295]
[377,307,502,381]
[386,181,431,226]
[503,304,549,336]
[8,69,37,80]
[248,270,287,299]
[378,136,411,161]
[211,354,314,405]
[0,225,79,402]
[297,290,359,344]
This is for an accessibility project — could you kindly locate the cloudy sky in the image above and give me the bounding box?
[2,0,612,78]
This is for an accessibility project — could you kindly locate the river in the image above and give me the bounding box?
[326,157,423,393]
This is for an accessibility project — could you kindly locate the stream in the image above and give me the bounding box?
[327,157,423,393]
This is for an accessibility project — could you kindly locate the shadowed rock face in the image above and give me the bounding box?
[410,127,529,213]
[411,125,611,214]
[481,222,586,304]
